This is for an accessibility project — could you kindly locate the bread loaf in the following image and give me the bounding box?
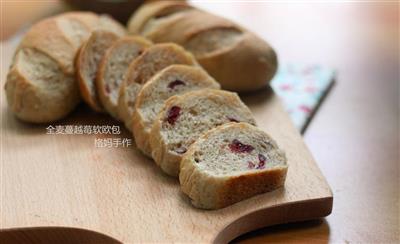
[127,1,278,92]
[4,12,126,123]
[149,89,256,177]
[132,64,220,156]
[76,30,120,112]
[180,122,288,209]
[117,43,198,130]
[96,36,152,120]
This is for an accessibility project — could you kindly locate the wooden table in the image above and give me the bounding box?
[1,1,398,243]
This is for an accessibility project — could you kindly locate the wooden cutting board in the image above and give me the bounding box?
[0,36,332,243]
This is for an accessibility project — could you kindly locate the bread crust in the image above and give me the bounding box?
[194,31,277,92]
[132,65,220,157]
[127,2,278,92]
[96,36,152,120]
[117,43,197,131]
[18,17,78,75]
[5,48,79,123]
[5,12,126,123]
[180,122,288,209]
[76,30,119,112]
[149,89,256,177]
[127,0,191,34]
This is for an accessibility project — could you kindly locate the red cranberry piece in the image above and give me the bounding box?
[229,139,254,153]
[175,147,187,154]
[257,154,266,169]
[105,84,111,94]
[168,79,186,89]
[227,116,239,122]
[165,106,181,125]
[248,161,255,169]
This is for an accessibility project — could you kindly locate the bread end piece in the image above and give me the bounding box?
[5,48,80,123]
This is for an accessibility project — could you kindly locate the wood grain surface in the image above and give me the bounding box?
[0,33,332,242]
[1,1,399,243]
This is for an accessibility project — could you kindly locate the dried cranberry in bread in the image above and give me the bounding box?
[96,36,152,120]
[180,122,288,209]
[76,30,120,112]
[149,89,256,177]
[132,64,220,156]
[127,1,278,92]
[117,43,198,131]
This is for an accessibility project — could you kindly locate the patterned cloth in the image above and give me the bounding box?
[271,64,335,133]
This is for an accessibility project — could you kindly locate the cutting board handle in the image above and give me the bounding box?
[214,197,333,243]
[0,227,122,244]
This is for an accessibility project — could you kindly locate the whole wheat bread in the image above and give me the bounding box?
[180,122,288,209]
[132,64,220,156]
[149,89,256,177]
[76,30,120,112]
[117,43,198,130]
[5,12,126,123]
[96,36,152,120]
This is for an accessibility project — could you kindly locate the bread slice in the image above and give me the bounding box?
[117,43,198,131]
[149,89,256,177]
[5,48,79,123]
[76,30,119,112]
[132,65,220,156]
[96,36,152,120]
[180,122,288,209]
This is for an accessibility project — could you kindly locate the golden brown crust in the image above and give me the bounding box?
[216,167,287,208]
[18,17,77,75]
[195,31,277,92]
[5,48,79,123]
[132,108,150,155]
[127,0,191,34]
[143,9,235,44]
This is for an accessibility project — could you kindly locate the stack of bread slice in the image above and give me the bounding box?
[5,12,287,210]
[75,30,288,209]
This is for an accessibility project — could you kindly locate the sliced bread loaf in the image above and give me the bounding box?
[180,122,288,209]
[132,65,220,156]
[5,12,126,123]
[117,43,198,131]
[149,89,256,177]
[96,36,152,120]
[76,30,119,112]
